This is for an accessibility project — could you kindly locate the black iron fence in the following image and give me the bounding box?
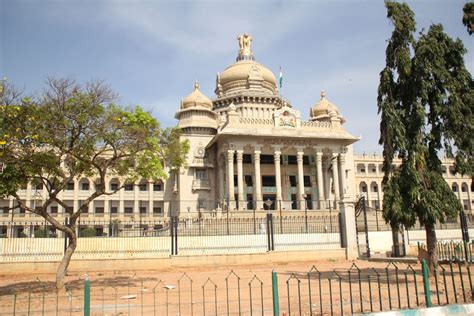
[0,261,472,315]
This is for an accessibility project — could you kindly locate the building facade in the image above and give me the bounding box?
[0,35,472,237]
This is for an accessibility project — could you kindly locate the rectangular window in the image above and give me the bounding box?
[124,183,134,191]
[303,175,311,187]
[362,186,367,193]
[243,154,252,164]
[50,206,58,214]
[233,175,238,185]
[139,206,147,214]
[139,182,147,191]
[110,183,119,191]
[2,206,9,214]
[260,155,275,165]
[153,207,162,214]
[81,182,90,190]
[124,207,133,214]
[153,182,162,191]
[66,182,74,190]
[95,207,104,214]
[262,176,276,187]
[66,206,73,214]
[289,175,297,187]
[287,155,297,165]
[110,206,118,214]
[195,169,207,180]
[245,175,253,186]
[303,156,310,165]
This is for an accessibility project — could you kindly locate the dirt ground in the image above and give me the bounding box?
[0,259,471,315]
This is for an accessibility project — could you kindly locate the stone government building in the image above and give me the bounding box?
[0,34,472,237]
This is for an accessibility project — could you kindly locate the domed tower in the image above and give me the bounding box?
[309,91,346,127]
[174,82,218,216]
[175,81,218,134]
[213,33,288,123]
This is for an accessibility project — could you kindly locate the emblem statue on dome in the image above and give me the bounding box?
[237,33,254,60]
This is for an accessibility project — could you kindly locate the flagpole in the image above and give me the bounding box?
[279,66,283,96]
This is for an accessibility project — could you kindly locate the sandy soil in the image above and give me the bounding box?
[0,259,471,315]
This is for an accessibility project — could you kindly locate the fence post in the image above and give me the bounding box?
[84,274,91,316]
[421,259,432,307]
[272,271,279,316]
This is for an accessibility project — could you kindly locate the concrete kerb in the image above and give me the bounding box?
[361,304,474,315]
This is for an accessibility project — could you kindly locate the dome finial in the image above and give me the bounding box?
[194,81,200,91]
[236,33,254,61]
[320,90,326,100]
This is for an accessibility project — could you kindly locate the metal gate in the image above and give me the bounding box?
[355,196,370,258]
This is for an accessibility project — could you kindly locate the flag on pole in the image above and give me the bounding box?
[279,67,283,89]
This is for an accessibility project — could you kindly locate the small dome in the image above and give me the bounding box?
[182,82,212,109]
[310,91,346,123]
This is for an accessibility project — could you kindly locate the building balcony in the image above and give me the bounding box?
[192,179,211,191]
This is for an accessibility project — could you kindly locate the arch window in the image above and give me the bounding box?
[359,182,367,193]
[357,164,366,174]
[452,183,458,192]
[109,178,120,191]
[138,179,148,191]
[79,178,90,191]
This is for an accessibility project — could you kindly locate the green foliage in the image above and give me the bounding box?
[80,227,97,237]
[463,2,474,35]
[0,79,189,204]
[378,2,471,230]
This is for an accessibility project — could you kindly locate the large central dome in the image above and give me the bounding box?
[215,34,278,97]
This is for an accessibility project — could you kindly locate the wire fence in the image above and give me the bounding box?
[0,261,472,315]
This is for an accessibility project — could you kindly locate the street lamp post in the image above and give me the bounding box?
[139,200,143,237]
[264,199,274,250]
[31,190,43,238]
[302,194,308,233]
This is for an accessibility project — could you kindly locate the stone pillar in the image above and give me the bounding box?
[340,201,358,259]
[218,156,225,202]
[274,150,282,210]
[297,149,305,209]
[227,150,235,208]
[339,153,347,200]
[236,149,245,209]
[254,150,263,210]
[316,152,325,210]
[310,174,317,210]
[331,153,340,204]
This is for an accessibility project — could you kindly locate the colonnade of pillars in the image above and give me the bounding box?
[220,147,348,211]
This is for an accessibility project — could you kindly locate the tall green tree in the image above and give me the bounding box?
[378,2,473,271]
[463,2,474,35]
[0,78,189,289]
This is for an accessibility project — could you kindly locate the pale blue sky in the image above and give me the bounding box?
[1,0,472,154]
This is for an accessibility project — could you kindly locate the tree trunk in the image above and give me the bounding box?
[425,223,438,274]
[56,231,77,290]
